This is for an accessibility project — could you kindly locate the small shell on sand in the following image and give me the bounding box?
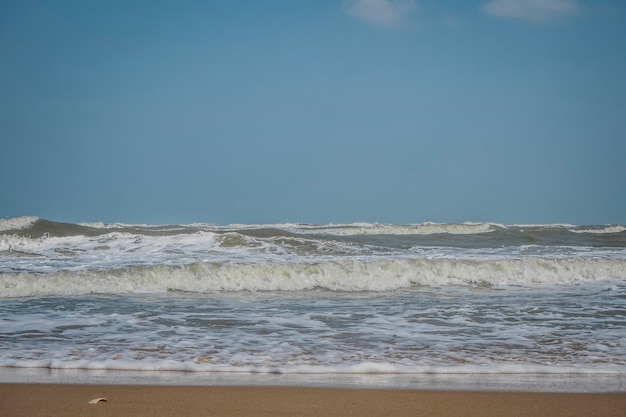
[88,397,108,404]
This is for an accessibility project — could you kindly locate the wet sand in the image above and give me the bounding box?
[1,383,625,417]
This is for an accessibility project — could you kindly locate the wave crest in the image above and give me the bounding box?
[570,225,626,234]
[0,216,39,232]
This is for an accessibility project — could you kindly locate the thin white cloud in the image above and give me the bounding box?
[482,0,582,22]
[343,0,418,27]
[444,14,461,29]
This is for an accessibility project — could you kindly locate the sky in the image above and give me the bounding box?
[1,0,625,225]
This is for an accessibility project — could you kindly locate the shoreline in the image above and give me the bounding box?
[1,367,625,393]
[2,383,626,417]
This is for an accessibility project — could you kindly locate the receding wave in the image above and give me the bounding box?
[1,257,624,297]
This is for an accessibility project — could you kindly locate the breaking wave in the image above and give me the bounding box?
[2,257,625,298]
[0,216,39,232]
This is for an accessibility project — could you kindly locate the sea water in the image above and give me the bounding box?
[1,217,625,389]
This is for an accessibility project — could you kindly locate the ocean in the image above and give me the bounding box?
[1,216,625,390]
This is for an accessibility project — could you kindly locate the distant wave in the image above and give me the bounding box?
[570,225,626,234]
[3,216,625,237]
[301,222,502,236]
[2,217,625,276]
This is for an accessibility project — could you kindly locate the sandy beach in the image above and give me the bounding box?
[1,384,625,417]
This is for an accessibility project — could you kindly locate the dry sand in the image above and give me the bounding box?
[1,383,625,417]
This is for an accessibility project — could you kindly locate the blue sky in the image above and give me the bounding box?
[1,0,625,225]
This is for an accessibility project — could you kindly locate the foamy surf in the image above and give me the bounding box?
[1,217,625,377]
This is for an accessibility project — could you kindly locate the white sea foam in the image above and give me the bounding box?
[0,231,231,272]
[77,221,110,228]
[1,284,624,376]
[0,216,39,231]
[0,234,38,252]
[1,359,622,375]
[510,223,576,229]
[78,221,159,229]
[301,222,500,236]
[571,225,626,234]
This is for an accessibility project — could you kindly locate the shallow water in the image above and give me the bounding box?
[1,217,625,379]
